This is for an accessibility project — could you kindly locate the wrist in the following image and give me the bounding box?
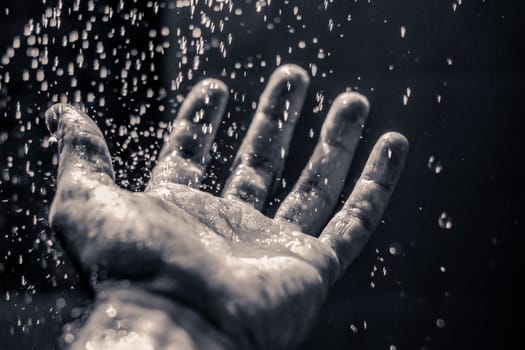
[69,284,237,350]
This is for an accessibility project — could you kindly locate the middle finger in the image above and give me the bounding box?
[222,64,310,210]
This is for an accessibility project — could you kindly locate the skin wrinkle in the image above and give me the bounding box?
[44,64,408,350]
[321,218,371,275]
[143,185,336,346]
[147,183,334,270]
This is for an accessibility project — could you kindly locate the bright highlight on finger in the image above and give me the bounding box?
[275,92,369,234]
[148,78,229,189]
[222,64,310,209]
[319,132,409,278]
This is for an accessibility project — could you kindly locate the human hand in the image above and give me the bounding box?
[45,64,408,350]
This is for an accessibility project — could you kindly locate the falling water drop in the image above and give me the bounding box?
[427,155,443,174]
[389,242,403,256]
[438,212,453,230]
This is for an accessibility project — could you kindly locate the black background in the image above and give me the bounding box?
[0,0,522,349]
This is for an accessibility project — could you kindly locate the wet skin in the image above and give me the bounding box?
[45,64,409,350]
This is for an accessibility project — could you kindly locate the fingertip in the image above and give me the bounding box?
[332,92,370,124]
[199,78,229,99]
[378,131,410,158]
[44,103,65,133]
[271,63,310,88]
[187,78,229,111]
[336,91,370,108]
[45,103,95,134]
[319,92,370,149]
[366,132,409,180]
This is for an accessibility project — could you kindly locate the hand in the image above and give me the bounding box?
[45,64,408,350]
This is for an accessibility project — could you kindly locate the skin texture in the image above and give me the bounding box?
[45,64,409,350]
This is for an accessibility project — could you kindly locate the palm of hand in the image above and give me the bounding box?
[46,65,408,349]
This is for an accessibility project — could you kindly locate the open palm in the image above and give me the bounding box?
[46,65,408,350]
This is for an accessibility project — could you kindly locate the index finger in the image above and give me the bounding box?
[147,79,229,189]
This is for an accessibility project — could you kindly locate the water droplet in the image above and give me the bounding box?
[389,242,403,256]
[192,27,202,38]
[438,212,453,230]
[56,297,66,309]
[350,324,358,333]
[427,155,443,174]
[64,333,75,344]
[105,304,117,318]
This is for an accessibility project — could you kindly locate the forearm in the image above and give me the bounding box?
[69,286,236,350]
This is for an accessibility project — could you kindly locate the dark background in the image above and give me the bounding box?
[0,0,521,349]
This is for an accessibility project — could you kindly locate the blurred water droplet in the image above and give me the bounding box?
[105,304,117,318]
[48,133,57,144]
[427,155,443,174]
[64,333,75,344]
[192,27,202,38]
[438,212,453,229]
[389,242,403,256]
